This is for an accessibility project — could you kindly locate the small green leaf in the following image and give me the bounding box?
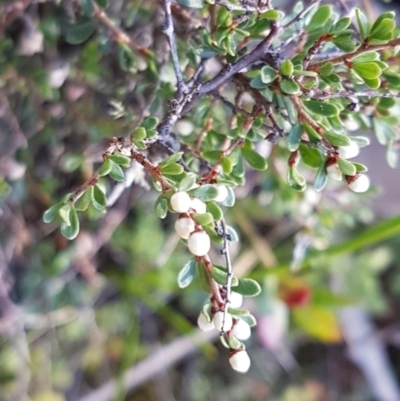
[160,163,184,175]
[109,153,131,168]
[189,184,218,201]
[353,52,380,63]
[216,6,232,27]
[43,202,64,223]
[280,60,294,76]
[59,204,72,225]
[307,5,332,32]
[261,9,284,21]
[242,147,268,171]
[369,18,395,42]
[224,35,236,57]
[331,17,351,34]
[60,207,80,240]
[378,97,396,109]
[75,189,91,212]
[207,201,223,221]
[109,161,125,181]
[288,123,302,152]
[160,152,183,168]
[303,100,339,117]
[66,20,96,44]
[234,278,262,297]
[176,0,204,8]
[364,77,381,89]
[92,185,107,211]
[318,62,334,76]
[221,156,233,175]
[154,196,168,219]
[288,166,306,189]
[373,118,397,145]
[142,116,159,130]
[338,157,357,176]
[352,62,382,80]
[332,34,357,52]
[132,127,147,141]
[193,212,214,226]
[355,8,369,41]
[324,131,351,147]
[178,173,197,192]
[280,78,301,95]
[222,186,235,207]
[299,144,324,168]
[177,258,196,288]
[314,163,328,192]
[303,123,322,140]
[250,75,269,89]
[98,159,112,176]
[197,261,211,293]
[260,66,277,84]
[353,162,368,173]
[227,334,242,350]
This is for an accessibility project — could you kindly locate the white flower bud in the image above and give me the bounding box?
[348,174,370,193]
[229,351,251,373]
[214,185,228,203]
[190,198,207,214]
[338,141,359,159]
[231,319,251,340]
[197,312,215,331]
[343,117,360,132]
[327,162,343,181]
[170,191,191,213]
[212,310,233,332]
[187,231,211,256]
[175,120,194,137]
[229,292,243,309]
[174,217,195,239]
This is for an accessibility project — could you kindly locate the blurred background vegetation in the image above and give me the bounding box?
[0,0,400,400]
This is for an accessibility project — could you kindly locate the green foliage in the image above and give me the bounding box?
[3,0,400,396]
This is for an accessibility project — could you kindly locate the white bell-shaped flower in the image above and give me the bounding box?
[170,191,191,213]
[197,312,215,331]
[229,350,251,373]
[212,310,233,332]
[231,319,251,340]
[174,217,195,239]
[187,231,211,256]
[348,174,370,193]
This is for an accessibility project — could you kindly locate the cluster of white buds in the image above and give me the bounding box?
[325,141,370,193]
[170,185,230,257]
[197,291,253,373]
[170,191,210,256]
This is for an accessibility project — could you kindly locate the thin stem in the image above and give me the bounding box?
[219,219,233,336]
[92,2,150,58]
[282,0,320,30]
[162,0,188,97]
[197,23,279,96]
[309,37,400,69]
[214,0,270,12]
[311,89,400,100]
